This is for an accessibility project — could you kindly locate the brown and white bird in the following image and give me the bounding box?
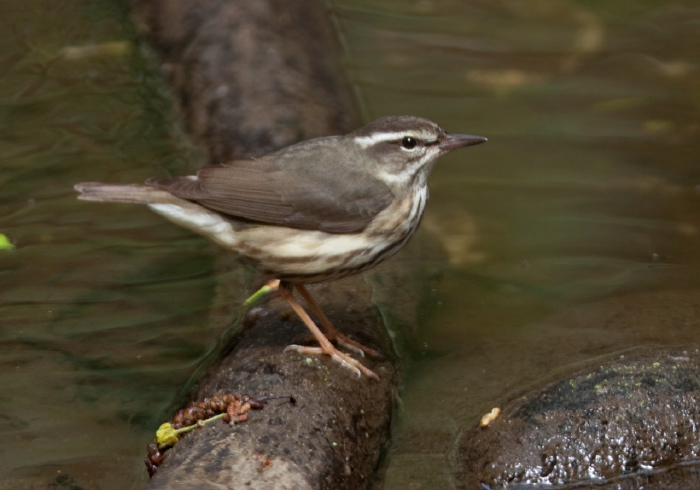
[75,115,486,378]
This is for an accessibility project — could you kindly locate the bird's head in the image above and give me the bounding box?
[350,115,487,189]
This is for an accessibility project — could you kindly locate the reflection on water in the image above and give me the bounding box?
[1,0,699,488]
[330,0,700,487]
[0,1,214,488]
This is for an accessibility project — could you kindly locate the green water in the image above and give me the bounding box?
[1,0,699,488]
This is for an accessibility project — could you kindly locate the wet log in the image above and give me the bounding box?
[132,1,401,488]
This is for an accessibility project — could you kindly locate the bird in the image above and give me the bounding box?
[75,115,487,379]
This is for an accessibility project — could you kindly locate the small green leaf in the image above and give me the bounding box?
[0,234,14,251]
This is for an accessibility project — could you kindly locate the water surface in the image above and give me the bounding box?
[1,0,699,488]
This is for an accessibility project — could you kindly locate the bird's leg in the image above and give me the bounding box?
[295,284,380,359]
[279,282,378,379]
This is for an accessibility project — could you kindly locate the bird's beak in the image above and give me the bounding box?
[438,133,488,152]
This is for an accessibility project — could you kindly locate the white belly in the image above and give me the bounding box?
[149,186,428,281]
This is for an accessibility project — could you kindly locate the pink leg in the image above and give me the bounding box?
[295,284,380,358]
[278,283,378,379]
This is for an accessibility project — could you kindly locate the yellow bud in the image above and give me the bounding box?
[156,422,179,449]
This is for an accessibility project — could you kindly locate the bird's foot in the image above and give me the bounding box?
[291,284,380,359]
[278,281,380,380]
[323,331,380,359]
[285,344,379,380]
[293,330,380,359]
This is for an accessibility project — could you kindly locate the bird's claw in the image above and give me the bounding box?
[332,334,380,359]
[285,344,378,380]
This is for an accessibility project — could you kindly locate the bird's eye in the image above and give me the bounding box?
[401,136,417,150]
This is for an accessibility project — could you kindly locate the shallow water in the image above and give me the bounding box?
[331,1,700,487]
[1,0,699,488]
[0,2,213,488]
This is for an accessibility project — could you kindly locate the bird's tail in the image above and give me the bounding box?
[76,182,241,251]
[74,182,178,205]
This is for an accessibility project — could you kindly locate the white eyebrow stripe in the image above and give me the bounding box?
[353,132,414,148]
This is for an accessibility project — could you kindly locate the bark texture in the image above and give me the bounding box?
[133,1,402,488]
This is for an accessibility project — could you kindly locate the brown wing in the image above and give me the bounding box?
[146,141,393,234]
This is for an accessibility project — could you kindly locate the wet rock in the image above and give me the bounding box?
[458,346,700,489]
